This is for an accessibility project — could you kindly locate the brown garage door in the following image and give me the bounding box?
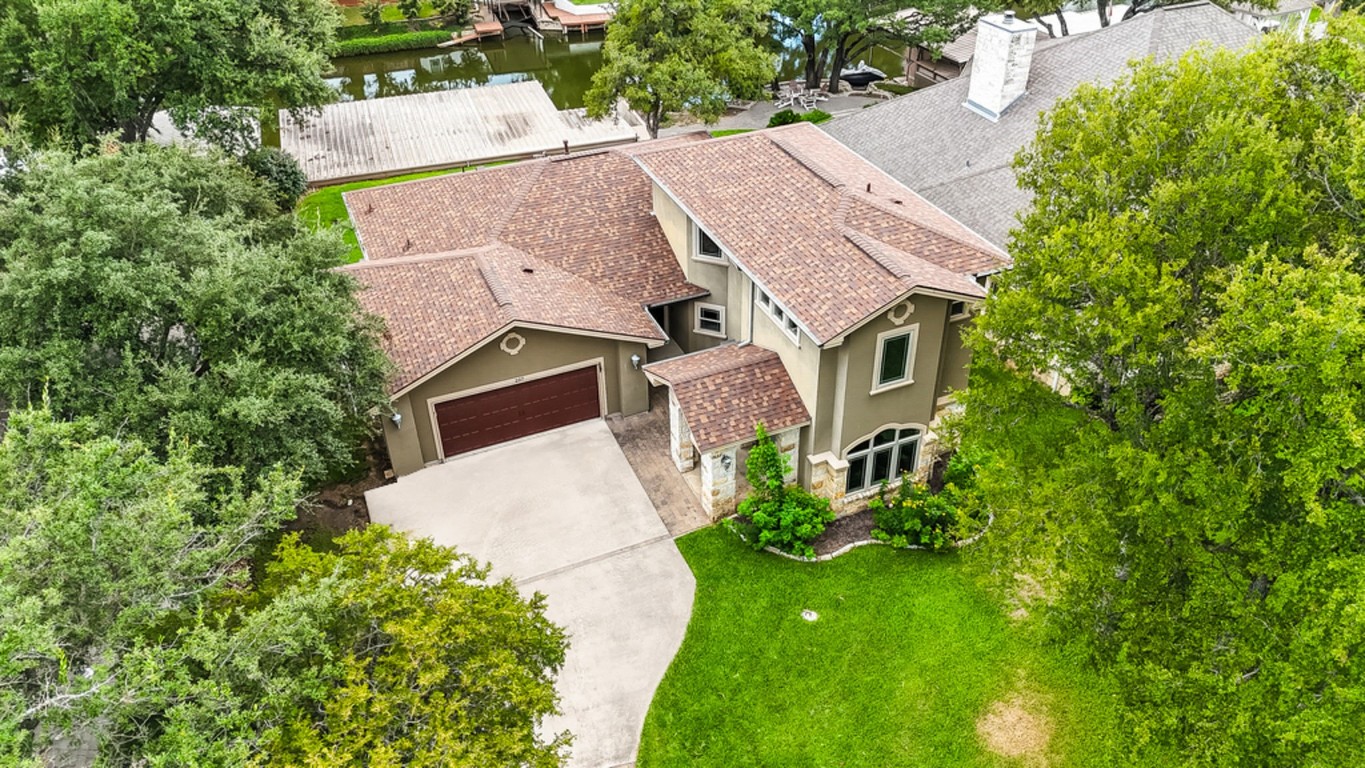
[434,366,601,457]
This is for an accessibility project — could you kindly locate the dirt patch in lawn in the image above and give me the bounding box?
[976,693,1053,765]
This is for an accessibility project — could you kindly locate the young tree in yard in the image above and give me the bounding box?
[0,141,391,488]
[961,19,1365,766]
[0,0,341,150]
[738,423,834,558]
[361,0,387,28]
[585,0,774,138]
[105,527,571,767]
[398,0,424,21]
[0,407,300,762]
[775,0,980,92]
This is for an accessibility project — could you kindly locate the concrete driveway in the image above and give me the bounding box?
[366,420,695,768]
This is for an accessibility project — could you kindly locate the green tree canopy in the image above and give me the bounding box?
[0,141,391,488]
[961,18,1365,765]
[775,0,981,91]
[585,0,774,138]
[0,410,571,766]
[103,527,570,767]
[0,0,341,150]
[0,407,299,761]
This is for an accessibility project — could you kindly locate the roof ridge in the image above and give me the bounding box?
[766,132,847,189]
[338,247,491,271]
[487,162,547,241]
[476,256,515,309]
[846,190,1008,262]
[841,227,913,280]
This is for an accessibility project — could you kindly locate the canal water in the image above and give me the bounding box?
[325,26,606,110]
[322,25,905,111]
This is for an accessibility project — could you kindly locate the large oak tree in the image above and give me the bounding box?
[585,0,774,138]
[0,0,340,149]
[960,17,1365,765]
[0,139,390,487]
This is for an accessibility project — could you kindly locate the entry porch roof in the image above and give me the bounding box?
[643,344,810,453]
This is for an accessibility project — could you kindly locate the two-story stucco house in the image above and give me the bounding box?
[343,123,1007,518]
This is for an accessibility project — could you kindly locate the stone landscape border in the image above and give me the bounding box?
[726,513,995,563]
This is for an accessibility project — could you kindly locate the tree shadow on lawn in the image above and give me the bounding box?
[637,526,1151,768]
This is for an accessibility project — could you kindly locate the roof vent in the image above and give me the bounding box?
[964,12,1037,122]
[522,267,535,274]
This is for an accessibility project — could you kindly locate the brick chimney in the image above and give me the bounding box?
[964,11,1037,121]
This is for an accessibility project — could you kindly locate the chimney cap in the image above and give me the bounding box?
[1003,10,1015,21]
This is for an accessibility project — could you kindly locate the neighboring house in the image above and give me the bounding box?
[1231,0,1316,37]
[344,123,1007,518]
[904,30,981,88]
[825,3,1257,251]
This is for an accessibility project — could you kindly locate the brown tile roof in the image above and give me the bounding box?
[643,344,810,453]
[345,136,709,307]
[344,243,666,395]
[632,123,1007,344]
[342,136,711,395]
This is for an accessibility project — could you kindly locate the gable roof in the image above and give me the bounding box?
[642,344,810,452]
[345,137,709,306]
[632,123,1007,345]
[344,243,667,395]
[343,140,712,396]
[823,2,1257,250]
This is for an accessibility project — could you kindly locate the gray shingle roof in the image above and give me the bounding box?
[824,2,1257,250]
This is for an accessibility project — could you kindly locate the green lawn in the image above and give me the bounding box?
[709,129,754,137]
[296,167,476,263]
[339,2,439,26]
[639,527,1142,767]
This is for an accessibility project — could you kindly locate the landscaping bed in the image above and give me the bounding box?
[638,526,1153,767]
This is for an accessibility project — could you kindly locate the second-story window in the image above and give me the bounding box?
[695,227,725,263]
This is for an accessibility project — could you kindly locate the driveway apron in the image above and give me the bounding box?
[366,420,695,767]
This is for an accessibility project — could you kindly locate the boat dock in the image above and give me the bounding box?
[279,81,646,186]
[439,18,506,47]
[540,2,610,35]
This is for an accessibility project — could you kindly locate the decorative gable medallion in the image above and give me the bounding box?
[500,332,526,356]
[887,301,915,326]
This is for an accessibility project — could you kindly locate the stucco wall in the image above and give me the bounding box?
[652,184,690,273]
[937,317,973,400]
[832,295,949,457]
[383,327,649,475]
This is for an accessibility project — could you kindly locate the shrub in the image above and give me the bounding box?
[397,0,423,21]
[433,0,472,23]
[869,478,957,551]
[242,147,308,211]
[361,0,386,29]
[766,108,833,128]
[334,29,454,57]
[738,424,834,559]
[869,446,986,550]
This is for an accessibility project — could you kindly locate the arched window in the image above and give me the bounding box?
[845,427,921,493]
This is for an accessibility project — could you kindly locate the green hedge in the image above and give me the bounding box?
[335,29,455,57]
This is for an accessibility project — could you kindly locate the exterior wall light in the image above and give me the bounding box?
[390,412,403,429]
[720,454,732,470]
[630,353,642,370]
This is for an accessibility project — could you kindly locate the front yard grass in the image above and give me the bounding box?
[639,526,1145,767]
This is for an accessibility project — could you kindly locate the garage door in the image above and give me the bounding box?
[434,366,602,457]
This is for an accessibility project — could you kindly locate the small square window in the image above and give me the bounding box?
[758,291,771,308]
[773,306,784,322]
[695,303,726,337]
[785,317,799,336]
[949,300,968,320]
